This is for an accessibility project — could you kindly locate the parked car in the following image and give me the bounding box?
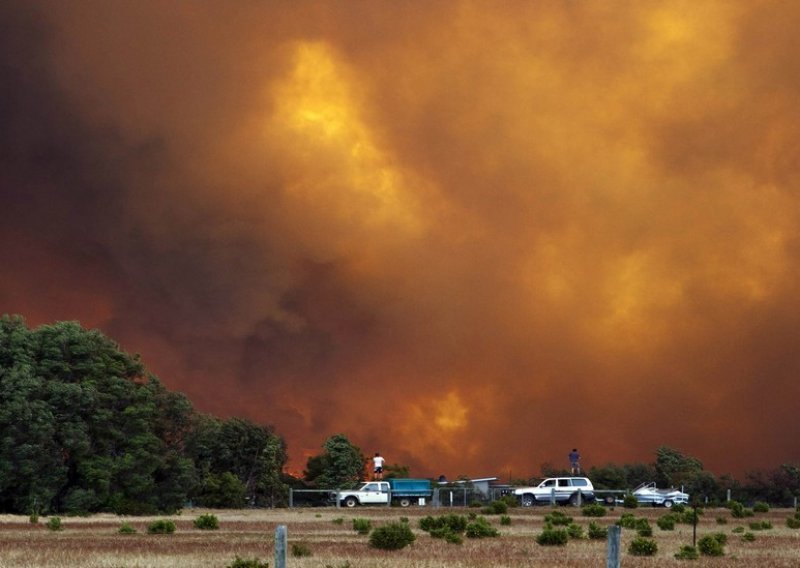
[632,482,689,508]
[514,477,595,506]
[330,478,432,508]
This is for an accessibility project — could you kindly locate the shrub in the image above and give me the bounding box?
[674,545,699,560]
[635,519,652,537]
[465,517,498,538]
[582,503,606,517]
[226,557,269,568]
[657,515,676,531]
[482,500,508,515]
[731,526,745,533]
[118,522,137,534]
[567,523,585,539]
[29,513,39,524]
[499,494,518,508]
[753,501,769,513]
[545,511,572,526]
[716,516,728,524]
[352,518,372,535]
[500,515,511,526]
[730,501,753,518]
[617,513,638,529]
[628,537,658,556]
[748,520,772,531]
[741,531,756,542]
[697,534,724,556]
[291,543,312,557]
[399,517,408,524]
[536,528,569,546]
[419,514,467,534]
[430,529,463,545]
[369,522,415,550]
[786,517,800,529]
[678,508,701,524]
[147,519,176,535]
[193,514,219,530]
[46,517,62,531]
[623,495,638,508]
[332,517,344,525]
[672,503,686,513]
[587,522,607,540]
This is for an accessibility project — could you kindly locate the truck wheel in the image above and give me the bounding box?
[344,496,358,508]
[521,494,536,507]
[568,493,580,506]
[663,500,673,509]
[604,495,615,505]
[398,497,412,507]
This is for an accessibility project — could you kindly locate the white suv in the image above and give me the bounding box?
[514,477,595,506]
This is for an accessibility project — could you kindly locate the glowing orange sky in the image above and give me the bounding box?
[2,0,800,479]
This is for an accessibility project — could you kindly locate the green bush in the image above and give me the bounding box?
[730,501,754,518]
[786,517,800,529]
[369,522,416,550]
[118,522,137,534]
[672,503,686,513]
[332,517,344,525]
[731,526,745,533]
[617,513,638,529]
[193,514,219,530]
[147,519,177,535]
[716,516,728,524]
[753,501,769,513]
[465,516,498,538]
[429,527,463,545]
[698,534,725,556]
[674,545,699,560]
[657,514,676,531]
[635,519,652,537]
[741,531,756,542]
[226,556,269,568]
[582,503,607,517]
[567,523,585,539]
[536,528,569,546]
[623,495,638,509]
[544,511,572,526]
[291,543,312,557]
[419,514,467,534]
[678,508,702,524]
[500,515,511,525]
[399,517,408,524]
[352,518,372,535]
[482,500,508,515]
[748,520,772,530]
[46,517,62,531]
[628,537,658,556]
[587,522,607,540]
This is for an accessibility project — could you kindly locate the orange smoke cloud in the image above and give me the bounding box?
[2,0,800,479]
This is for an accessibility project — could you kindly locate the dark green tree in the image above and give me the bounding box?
[304,434,365,489]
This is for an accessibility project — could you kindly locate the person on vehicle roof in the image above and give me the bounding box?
[569,449,581,475]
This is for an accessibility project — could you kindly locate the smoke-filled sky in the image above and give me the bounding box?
[3,0,800,479]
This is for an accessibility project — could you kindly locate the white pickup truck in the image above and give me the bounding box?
[331,478,433,508]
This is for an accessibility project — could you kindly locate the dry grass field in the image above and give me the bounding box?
[1,506,799,567]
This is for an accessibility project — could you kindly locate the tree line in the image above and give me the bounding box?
[0,316,287,514]
[1,316,798,514]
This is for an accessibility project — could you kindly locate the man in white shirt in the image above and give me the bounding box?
[373,452,385,480]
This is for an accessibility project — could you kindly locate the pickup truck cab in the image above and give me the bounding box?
[332,478,432,508]
[514,477,595,506]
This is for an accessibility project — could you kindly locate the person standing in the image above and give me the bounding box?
[372,452,385,480]
[569,449,581,475]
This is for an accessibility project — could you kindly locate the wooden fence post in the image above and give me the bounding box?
[275,525,287,568]
[606,525,621,568]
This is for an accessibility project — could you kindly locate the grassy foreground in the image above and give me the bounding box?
[1,506,799,567]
